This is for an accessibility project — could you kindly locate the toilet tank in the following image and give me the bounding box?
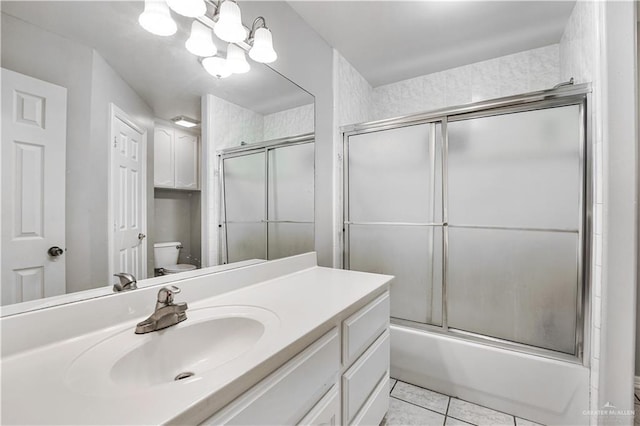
[153,242,181,269]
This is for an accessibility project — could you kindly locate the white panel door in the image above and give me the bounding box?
[153,126,174,188]
[1,68,67,305]
[175,130,198,189]
[111,106,147,283]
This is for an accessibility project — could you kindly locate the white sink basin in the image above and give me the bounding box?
[65,305,279,395]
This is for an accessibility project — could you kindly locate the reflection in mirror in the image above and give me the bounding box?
[1,1,314,314]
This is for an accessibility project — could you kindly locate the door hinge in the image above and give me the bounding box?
[113,137,118,148]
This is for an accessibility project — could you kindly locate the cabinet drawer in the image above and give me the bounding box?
[351,374,390,426]
[342,292,389,365]
[298,384,340,426]
[203,328,339,425]
[342,330,390,424]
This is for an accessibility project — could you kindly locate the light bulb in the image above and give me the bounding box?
[138,0,177,36]
[214,1,247,43]
[166,0,206,18]
[226,44,250,74]
[202,56,231,78]
[249,27,277,63]
[186,21,217,57]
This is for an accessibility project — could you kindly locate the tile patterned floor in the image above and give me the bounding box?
[634,390,640,426]
[381,379,544,426]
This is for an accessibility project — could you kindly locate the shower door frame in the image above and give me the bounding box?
[341,84,592,365]
[218,133,315,265]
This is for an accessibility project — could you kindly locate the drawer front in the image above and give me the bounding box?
[342,330,390,424]
[342,292,390,365]
[351,374,390,426]
[298,384,340,426]
[203,328,340,425]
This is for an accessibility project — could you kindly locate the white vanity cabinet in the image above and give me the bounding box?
[201,290,391,426]
[153,125,199,190]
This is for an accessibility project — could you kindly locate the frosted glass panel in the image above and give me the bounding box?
[223,153,265,222]
[448,105,581,230]
[268,143,314,221]
[268,223,314,260]
[349,225,443,325]
[349,123,442,223]
[226,222,265,263]
[447,227,578,354]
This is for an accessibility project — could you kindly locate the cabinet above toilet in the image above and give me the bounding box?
[154,124,200,190]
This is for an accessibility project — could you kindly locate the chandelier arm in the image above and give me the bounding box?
[248,16,268,43]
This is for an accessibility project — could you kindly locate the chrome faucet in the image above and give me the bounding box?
[113,273,137,292]
[135,286,188,334]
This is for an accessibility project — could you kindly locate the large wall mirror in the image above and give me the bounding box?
[1,1,315,314]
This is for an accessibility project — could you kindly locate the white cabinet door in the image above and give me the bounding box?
[154,127,174,188]
[299,385,340,426]
[175,130,199,189]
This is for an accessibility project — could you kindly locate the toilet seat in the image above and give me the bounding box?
[163,264,197,274]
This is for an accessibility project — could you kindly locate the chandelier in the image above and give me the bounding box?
[138,0,277,79]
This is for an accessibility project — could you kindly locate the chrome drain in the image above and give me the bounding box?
[174,372,195,381]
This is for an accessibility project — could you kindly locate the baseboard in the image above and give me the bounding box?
[635,376,640,392]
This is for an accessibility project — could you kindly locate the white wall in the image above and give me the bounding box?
[88,51,155,290]
[263,103,314,140]
[1,12,94,293]
[1,13,155,293]
[597,1,638,422]
[154,190,201,268]
[239,1,334,267]
[372,44,559,121]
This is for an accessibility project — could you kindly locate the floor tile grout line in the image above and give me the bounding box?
[445,396,451,417]
[395,379,539,425]
[393,378,450,400]
[390,378,398,394]
[449,395,520,421]
[390,395,448,417]
[446,414,478,425]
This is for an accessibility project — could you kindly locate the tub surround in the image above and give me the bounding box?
[1,253,392,424]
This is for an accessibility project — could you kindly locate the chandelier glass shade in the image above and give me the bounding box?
[139,0,278,79]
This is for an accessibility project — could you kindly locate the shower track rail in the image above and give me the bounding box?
[340,83,592,365]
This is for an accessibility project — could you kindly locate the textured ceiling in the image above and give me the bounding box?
[289,1,576,87]
[1,1,314,120]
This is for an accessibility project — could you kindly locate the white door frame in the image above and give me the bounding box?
[107,103,147,283]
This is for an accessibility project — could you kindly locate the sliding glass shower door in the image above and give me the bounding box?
[223,152,266,262]
[222,139,314,263]
[346,123,444,326]
[344,96,587,357]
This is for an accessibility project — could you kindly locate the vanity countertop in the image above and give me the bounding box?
[1,254,392,425]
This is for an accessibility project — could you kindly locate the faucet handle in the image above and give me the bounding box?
[157,285,181,305]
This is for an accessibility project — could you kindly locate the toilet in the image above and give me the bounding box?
[153,242,197,275]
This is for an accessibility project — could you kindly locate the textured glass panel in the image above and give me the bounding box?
[268,143,314,221]
[448,105,581,230]
[349,225,443,325]
[447,227,578,354]
[223,153,265,222]
[349,123,442,223]
[226,222,265,263]
[268,223,314,260]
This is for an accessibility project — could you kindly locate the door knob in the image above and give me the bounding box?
[138,233,146,240]
[48,246,64,257]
